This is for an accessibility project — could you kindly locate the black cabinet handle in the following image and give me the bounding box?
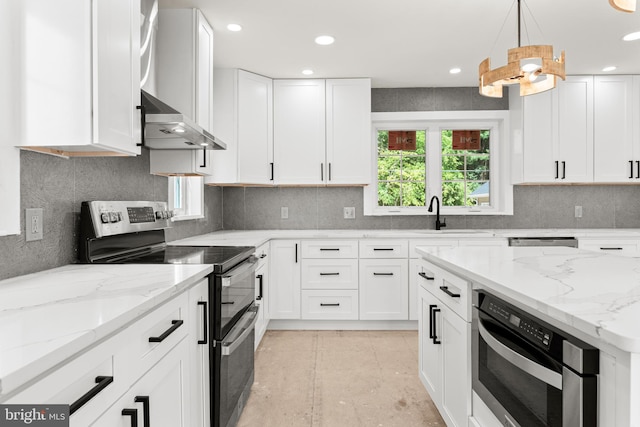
[636,161,639,179]
[122,408,138,427]
[373,248,394,251]
[600,247,623,250]
[295,243,298,263]
[270,162,274,181]
[418,272,434,281]
[256,274,263,300]
[320,248,340,251]
[148,320,183,343]
[321,163,324,181]
[134,396,150,427]
[555,161,559,179]
[439,286,461,298]
[319,272,340,276]
[561,161,566,179]
[197,301,208,345]
[200,148,207,168]
[221,301,235,305]
[320,303,340,307]
[432,307,441,344]
[70,376,114,414]
[630,160,634,179]
[136,105,146,147]
[329,163,332,181]
[373,272,394,276]
[428,304,437,339]
[259,253,267,259]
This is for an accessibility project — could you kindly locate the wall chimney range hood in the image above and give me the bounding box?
[140,90,226,150]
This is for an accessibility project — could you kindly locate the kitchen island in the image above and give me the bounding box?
[416,245,640,427]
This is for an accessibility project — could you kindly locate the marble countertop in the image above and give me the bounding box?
[169,228,640,248]
[0,263,212,399]
[416,245,640,353]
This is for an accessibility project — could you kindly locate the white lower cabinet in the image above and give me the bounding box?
[301,290,359,320]
[254,242,270,348]
[269,240,301,319]
[578,238,640,257]
[188,280,210,427]
[359,259,408,320]
[418,259,471,427]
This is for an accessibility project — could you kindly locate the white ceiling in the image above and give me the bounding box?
[158,0,640,88]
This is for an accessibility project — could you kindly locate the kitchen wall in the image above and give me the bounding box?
[0,149,222,281]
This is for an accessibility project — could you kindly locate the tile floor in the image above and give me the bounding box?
[237,330,445,427]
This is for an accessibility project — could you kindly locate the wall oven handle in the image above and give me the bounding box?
[221,305,259,356]
[478,319,562,389]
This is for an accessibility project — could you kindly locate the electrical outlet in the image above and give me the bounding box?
[281,206,289,219]
[26,208,43,241]
[343,207,356,219]
[575,205,583,218]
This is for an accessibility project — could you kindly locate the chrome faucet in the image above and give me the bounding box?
[427,196,446,230]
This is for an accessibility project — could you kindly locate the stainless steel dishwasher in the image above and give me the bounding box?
[508,236,578,247]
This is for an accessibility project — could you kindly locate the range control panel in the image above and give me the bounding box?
[85,201,172,237]
[482,298,553,350]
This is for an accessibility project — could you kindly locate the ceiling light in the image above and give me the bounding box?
[603,66,617,72]
[623,31,640,41]
[314,35,335,45]
[227,24,242,32]
[479,0,565,98]
[449,68,461,74]
[609,0,636,12]
[302,69,314,75]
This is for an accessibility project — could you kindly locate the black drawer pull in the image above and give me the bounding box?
[70,375,114,414]
[630,160,634,179]
[439,286,461,298]
[373,272,394,276]
[418,272,434,281]
[259,253,267,259]
[320,303,340,307]
[428,304,437,339]
[373,248,394,251]
[148,320,184,343]
[432,307,441,345]
[134,396,150,427]
[320,248,340,251]
[221,301,235,304]
[600,247,623,250]
[320,272,340,276]
[122,408,138,427]
[197,301,208,345]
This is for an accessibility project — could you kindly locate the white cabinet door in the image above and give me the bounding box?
[150,149,213,176]
[325,79,371,185]
[188,280,210,427]
[196,13,214,133]
[419,286,442,401]
[273,80,326,185]
[269,240,301,319]
[594,75,636,182]
[255,260,269,348]
[523,90,555,183]
[359,259,408,320]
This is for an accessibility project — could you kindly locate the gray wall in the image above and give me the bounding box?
[0,149,223,281]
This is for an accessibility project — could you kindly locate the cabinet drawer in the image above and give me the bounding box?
[301,290,359,320]
[301,259,358,290]
[301,240,359,258]
[417,260,470,321]
[409,239,458,258]
[359,240,408,258]
[578,239,639,256]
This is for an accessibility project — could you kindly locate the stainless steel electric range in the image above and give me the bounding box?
[79,201,257,427]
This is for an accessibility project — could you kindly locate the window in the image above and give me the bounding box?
[364,111,512,216]
[169,176,204,221]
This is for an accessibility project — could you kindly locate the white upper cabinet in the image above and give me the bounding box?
[593,75,637,182]
[150,8,215,176]
[273,78,371,186]
[522,76,593,183]
[207,69,274,185]
[6,0,141,157]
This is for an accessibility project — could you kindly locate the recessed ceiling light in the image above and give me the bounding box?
[302,69,314,75]
[623,31,640,41]
[227,24,242,32]
[314,35,335,45]
[449,67,461,74]
[603,66,617,72]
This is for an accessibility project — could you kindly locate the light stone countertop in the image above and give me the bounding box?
[0,263,212,399]
[416,245,640,353]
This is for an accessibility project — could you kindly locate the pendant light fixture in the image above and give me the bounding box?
[479,0,565,98]
[610,0,635,12]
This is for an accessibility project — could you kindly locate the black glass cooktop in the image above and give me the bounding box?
[114,245,255,273]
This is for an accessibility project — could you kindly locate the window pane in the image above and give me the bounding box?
[378,182,401,206]
[402,156,426,181]
[378,156,401,180]
[401,181,426,206]
[469,181,490,206]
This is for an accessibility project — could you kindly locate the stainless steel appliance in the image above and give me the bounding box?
[79,201,257,427]
[508,237,579,248]
[472,290,598,427]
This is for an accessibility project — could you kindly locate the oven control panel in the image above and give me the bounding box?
[83,201,172,237]
[483,298,553,350]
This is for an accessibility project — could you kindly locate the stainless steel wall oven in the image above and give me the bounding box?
[79,201,257,427]
[472,290,599,427]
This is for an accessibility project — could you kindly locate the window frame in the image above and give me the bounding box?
[168,176,205,221]
[364,111,513,216]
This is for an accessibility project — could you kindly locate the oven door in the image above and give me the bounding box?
[473,308,564,427]
[215,256,258,339]
[214,304,258,427]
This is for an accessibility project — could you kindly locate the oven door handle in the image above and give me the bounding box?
[221,305,259,356]
[221,256,258,287]
[478,319,563,390]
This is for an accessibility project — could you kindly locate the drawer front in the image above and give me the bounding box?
[578,239,639,256]
[301,240,359,259]
[417,259,470,321]
[359,240,408,258]
[301,290,359,320]
[301,259,358,290]
[409,239,458,258]
[254,242,270,268]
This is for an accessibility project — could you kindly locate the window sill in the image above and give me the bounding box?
[365,207,512,216]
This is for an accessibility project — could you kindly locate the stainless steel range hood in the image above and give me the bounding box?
[141,90,226,150]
